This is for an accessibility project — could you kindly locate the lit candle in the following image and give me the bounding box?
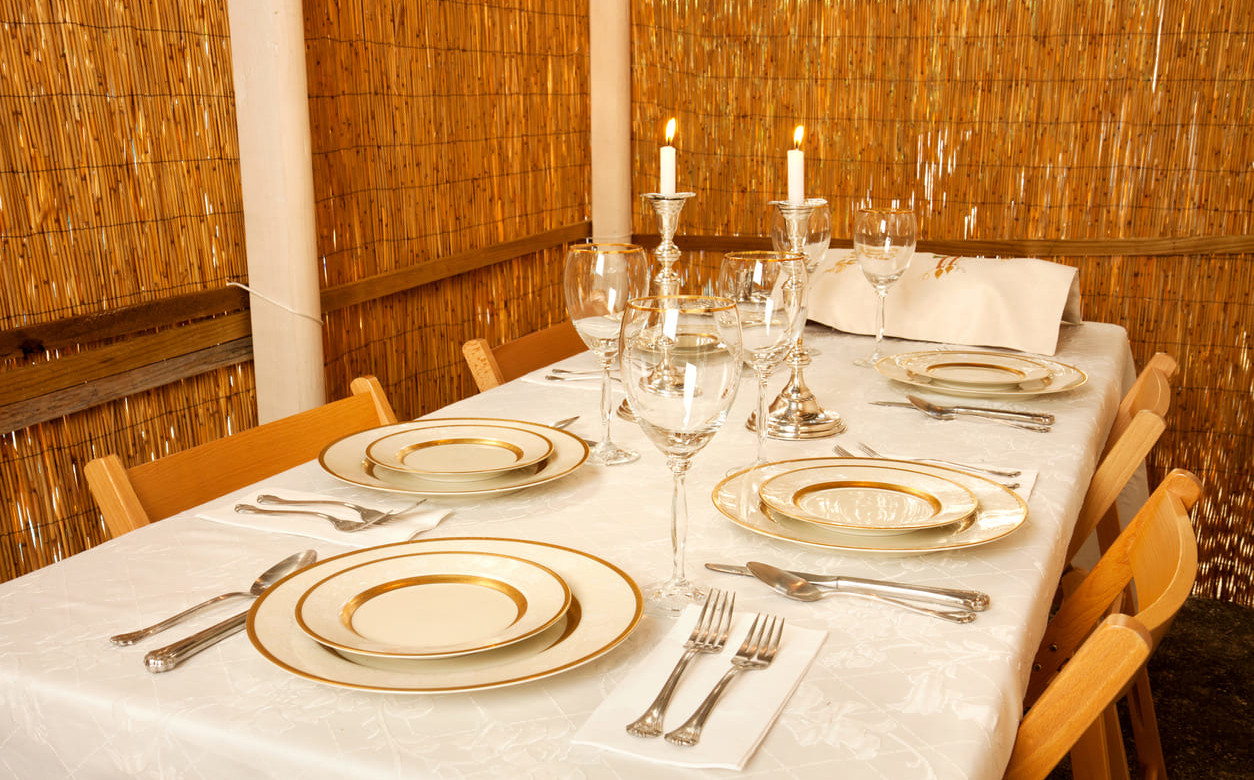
[788,125,805,203]
[660,118,677,195]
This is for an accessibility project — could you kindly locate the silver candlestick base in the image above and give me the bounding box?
[619,191,697,423]
[754,197,844,439]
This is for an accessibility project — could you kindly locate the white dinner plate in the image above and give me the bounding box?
[758,463,978,535]
[876,351,1087,398]
[899,350,1052,390]
[295,551,571,659]
[713,457,1028,553]
[365,424,554,483]
[318,418,588,497]
[248,537,643,693]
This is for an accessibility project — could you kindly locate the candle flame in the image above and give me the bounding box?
[793,125,805,148]
[665,117,676,144]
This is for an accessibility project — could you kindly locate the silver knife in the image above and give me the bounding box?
[705,562,990,612]
[870,400,1055,425]
[144,611,248,672]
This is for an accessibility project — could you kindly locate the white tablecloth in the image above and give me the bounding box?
[0,323,1133,779]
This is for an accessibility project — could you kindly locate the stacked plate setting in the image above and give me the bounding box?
[318,417,590,497]
[875,349,1087,398]
[713,457,1028,553]
[247,537,643,693]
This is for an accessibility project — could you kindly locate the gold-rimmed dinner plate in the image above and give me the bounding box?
[318,418,588,497]
[876,350,1087,398]
[899,350,1053,390]
[757,463,978,535]
[248,537,643,693]
[295,551,571,659]
[713,457,1028,553]
[365,424,554,483]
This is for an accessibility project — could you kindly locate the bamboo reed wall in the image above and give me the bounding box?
[305,0,589,418]
[0,1,255,581]
[632,0,1254,604]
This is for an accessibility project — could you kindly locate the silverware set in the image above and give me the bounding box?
[626,590,784,746]
[872,394,1054,432]
[834,442,1021,490]
[233,495,427,533]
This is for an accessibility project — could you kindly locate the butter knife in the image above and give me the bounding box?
[705,562,990,612]
[870,400,1055,425]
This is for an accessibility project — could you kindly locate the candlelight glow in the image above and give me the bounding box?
[793,125,805,148]
[665,118,677,144]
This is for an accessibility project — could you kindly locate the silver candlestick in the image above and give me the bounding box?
[618,191,697,421]
[753,197,845,439]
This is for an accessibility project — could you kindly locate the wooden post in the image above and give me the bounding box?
[226,0,326,422]
[590,0,632,243]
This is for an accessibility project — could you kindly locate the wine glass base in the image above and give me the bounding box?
[588,443,640,466]
[642,577,706,615]
[853,353,882,368]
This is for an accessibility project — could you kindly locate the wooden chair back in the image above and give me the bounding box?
[84,376,397,537]
[1003,614,1153,780]
[1106,352,1176,451]
[462,320,585,392]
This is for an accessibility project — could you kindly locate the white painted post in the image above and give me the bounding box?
[226,0,326,422]
[590,0,633,243]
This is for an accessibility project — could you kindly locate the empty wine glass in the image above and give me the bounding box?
[770,203,831,357]
[620,295,742,613]
[852,207,917,367]
[718,251,804,466]
[564,243,651,465]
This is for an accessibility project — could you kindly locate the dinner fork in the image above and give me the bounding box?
[854,442,1022,479]
[626,589,735,738]
[233,503,420,533]
[664,613,785,746]
[254,494,425,525]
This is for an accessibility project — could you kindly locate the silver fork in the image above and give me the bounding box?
[664,613,785,746]
[626,589,735,738]
[854,442,1022,479]
[233,502,422,533]
[254,494,425,525]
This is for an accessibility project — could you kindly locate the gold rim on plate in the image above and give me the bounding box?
[875,350,1087,398]
[899,351,1053,389]
[364,423,555,483]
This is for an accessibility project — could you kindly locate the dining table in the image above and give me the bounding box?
[0,321,1135,779]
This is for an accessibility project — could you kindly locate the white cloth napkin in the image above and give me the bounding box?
[573,607,825,770]
[198,487,450,546]
[808,250,1082,355]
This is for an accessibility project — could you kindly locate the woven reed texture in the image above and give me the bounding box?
[0,1,251,581]
[632,1,1254,604]
[305,0,590,419]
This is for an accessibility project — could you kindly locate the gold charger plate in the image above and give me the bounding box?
[295,550,571,659]
[318,418,588,497]
[365,423,554,483]
[757,463,978,535]
[713,457,1027,553]
[900,350,1053,390]
[248,537,643,693]
[876,350,1087,398]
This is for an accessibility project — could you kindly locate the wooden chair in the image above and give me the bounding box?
[1029,468,1202,779]
[1004,613,1153,780]
[84,376,397,538]
[1065,352,1177,564]
[462,320,586,392]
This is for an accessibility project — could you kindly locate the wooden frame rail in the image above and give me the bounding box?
[0,222,591,433]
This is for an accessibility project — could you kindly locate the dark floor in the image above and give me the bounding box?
[1047,596,1254,779]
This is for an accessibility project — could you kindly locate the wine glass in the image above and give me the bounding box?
[718,251,804,466]
[620,295,742,613]
[564,243,651,465]
[852,207,917,367]
[770,202,831,357]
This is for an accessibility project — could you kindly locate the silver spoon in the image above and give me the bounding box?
[110,550,316,646]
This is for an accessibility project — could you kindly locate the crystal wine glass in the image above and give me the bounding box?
[770,202,831,358]
[564,243,651,465]
[620,295,742,613]
[718,251,804,466]
[852,207,917,367]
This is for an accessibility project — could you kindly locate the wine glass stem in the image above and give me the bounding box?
[597,355,614,449]
[665,454,692,585]
[754,369,770,462]
[874,289,888,350]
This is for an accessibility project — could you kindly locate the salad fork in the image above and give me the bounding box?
[254,494,425,525]
[234,502,421,533]
[854,442,1022,479]
[664,613,785,746]
[626,589,735,738]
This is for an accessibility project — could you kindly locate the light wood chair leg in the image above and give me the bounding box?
[1126,668,1168,780]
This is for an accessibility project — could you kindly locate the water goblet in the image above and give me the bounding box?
[852,206,917,367]
[564,243,651,465]
[620,295,742,613]
[718,251,804,467]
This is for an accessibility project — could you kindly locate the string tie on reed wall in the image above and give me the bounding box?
[227,282,324,326]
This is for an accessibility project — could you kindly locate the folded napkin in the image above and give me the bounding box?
[573,607,825,770]
[198,487,450,546]
[808,250,1082,355]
